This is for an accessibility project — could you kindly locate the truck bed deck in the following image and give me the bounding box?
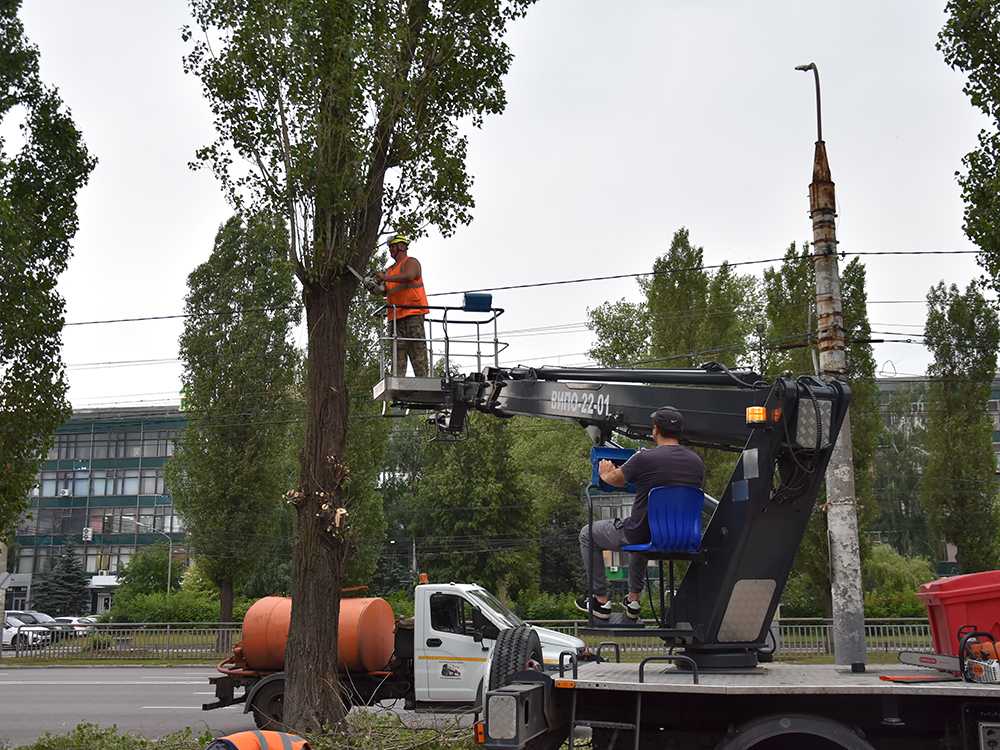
[569,661,1000,698]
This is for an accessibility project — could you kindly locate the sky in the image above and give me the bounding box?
[13,0,989,408]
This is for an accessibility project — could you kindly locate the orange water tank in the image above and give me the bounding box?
[241,596,395,673]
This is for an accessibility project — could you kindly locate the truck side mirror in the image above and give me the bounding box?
[470,607,499,642]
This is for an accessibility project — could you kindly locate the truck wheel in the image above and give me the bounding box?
[715,714,874,750]
[488,625,543,691]
[250,680,285,730]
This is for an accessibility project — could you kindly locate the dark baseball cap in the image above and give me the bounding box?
[650,406,684,436]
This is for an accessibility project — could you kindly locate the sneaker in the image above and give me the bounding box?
[575,595,612,620]
[621,596,642,620]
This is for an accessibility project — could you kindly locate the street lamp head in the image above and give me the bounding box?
[795,63,816,72]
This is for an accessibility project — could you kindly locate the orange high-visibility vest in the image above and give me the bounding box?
[385,256,429,320]
[205,730,310,750]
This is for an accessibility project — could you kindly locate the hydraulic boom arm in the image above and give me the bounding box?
[376,362,849,667]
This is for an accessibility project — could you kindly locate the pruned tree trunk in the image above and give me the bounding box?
[284,279,353,732]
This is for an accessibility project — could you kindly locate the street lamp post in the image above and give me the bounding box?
[123,516,172,593]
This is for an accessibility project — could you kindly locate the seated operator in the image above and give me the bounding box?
[576,406,705,621]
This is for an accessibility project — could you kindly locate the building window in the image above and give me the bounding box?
[16,548,34,574]
[139,468,165,495]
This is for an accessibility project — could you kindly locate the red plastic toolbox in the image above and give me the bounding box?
[917,570,1000,656]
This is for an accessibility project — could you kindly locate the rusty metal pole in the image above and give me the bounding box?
[797,63,867,670]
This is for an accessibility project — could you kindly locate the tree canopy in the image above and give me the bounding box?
[920,281,1000,572]
[183,1,536,729]
[166,215,301,622]
[939,1,1000,292]
[0,1,95,535]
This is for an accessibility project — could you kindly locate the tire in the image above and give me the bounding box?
[488,625,543,691]
[250,680,285,730]
[14,634,28,651]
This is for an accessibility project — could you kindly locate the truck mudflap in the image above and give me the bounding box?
[483,671,567,750]
[203,674,246,711]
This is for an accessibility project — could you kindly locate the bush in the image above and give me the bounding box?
[108,590,218,623]
[10,723,205,749]
[780,571,825,618]
[862,543,936,618]
[382,589,415,619]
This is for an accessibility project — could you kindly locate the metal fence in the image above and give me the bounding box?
[526,618,934,657]
[2,618,933,662]
[4,622,242,661]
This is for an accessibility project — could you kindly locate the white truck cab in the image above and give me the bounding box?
[413,583,584,706]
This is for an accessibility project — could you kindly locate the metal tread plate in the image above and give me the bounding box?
[565,662,1000,697]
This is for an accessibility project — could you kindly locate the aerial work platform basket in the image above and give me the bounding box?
[372,293,507,411]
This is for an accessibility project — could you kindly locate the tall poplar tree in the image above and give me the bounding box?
[166,216,301,622]
[920,281,1000,572]
[182,2,536,728]
[0,1,95,535]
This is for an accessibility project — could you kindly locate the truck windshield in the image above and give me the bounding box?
[468,589,523,627]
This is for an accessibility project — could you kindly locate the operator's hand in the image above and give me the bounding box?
[598,459,616,476]
[375,271,387,282]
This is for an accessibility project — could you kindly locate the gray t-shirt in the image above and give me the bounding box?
[620,444,705,544]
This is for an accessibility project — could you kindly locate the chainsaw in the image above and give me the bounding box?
[897,630,1000,684]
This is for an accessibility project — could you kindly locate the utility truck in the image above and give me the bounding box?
[372,304,1000,750]
[203,582,585,729]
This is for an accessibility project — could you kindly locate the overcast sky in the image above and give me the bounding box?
[15,0,988,408]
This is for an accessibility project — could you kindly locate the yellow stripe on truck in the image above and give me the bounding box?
[417,655,488,662]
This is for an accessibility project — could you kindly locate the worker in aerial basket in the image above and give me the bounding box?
[374,232,430,377]
[577,406,705,621]
[204,729,310,750]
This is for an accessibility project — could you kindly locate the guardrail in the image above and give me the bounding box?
[2,618,934,662]
[5,622,242,661]
[526,618,934,656]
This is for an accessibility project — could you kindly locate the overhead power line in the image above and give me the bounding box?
[61,250,973,327]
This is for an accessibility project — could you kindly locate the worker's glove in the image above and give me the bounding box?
[363,275,385,294]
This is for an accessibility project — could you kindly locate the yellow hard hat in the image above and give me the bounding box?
[388,233,410,247]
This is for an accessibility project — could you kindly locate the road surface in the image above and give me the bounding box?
[0,666,247,745]
[0,666,472,746]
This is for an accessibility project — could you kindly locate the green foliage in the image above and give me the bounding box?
[381,589,415,619]
[7,723,205,750]
[509,419,590,595]
[939,2,1000,292]
[782,545,936,619]
[115,544,183,598]
[411,414,537,599]
[108,590,218,624]
[165,215,301,620]
[0,2,95,535]
[341,262,390,585]
[30,548,89,616]
[861,544,936,618]
[183,0,537,258]
[587,228,758,497]
[779,571,823,618]
[920,281,1000,572]
[874,386,932,558]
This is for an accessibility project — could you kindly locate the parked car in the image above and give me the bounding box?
[53,616,97,637]
[2,615,51,650]
[5,611,73,640]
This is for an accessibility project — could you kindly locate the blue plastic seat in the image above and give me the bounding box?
[621,485,704,556]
